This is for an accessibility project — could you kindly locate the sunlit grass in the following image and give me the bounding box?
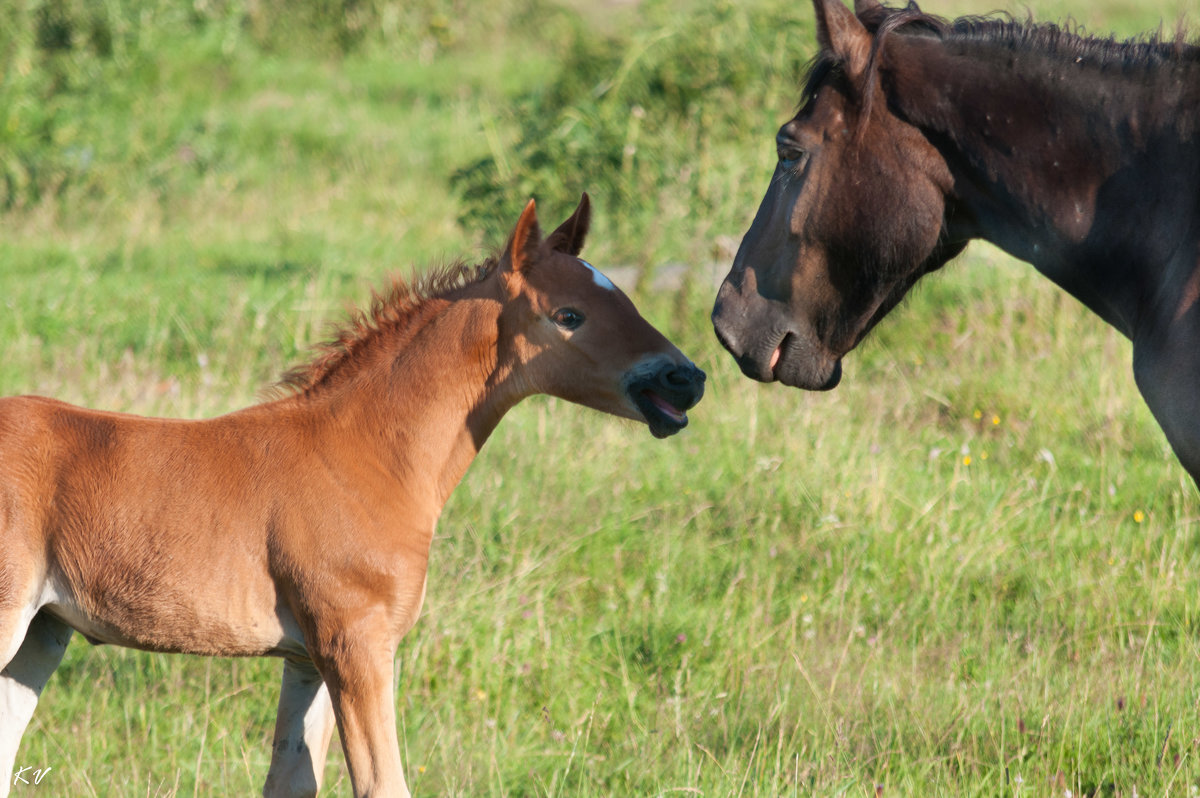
[5,0,1199,795]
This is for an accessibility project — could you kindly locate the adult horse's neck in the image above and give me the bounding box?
[883,28,1200,337]
[284,280,518,515]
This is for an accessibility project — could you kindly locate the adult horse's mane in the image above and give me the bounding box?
[801,0,1199,116]
[277,255,499,396]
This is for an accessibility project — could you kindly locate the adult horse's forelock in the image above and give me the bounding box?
[811,0,946,139]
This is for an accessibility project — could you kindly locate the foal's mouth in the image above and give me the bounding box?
[634,389,690,437]
[625,362,706,439]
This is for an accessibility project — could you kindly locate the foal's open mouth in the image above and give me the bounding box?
[625,362,705,439]
[634,389,690,438]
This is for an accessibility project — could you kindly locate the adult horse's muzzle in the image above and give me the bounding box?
[624,359,706,439]
[712,280,842,391]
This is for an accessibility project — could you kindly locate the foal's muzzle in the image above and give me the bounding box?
[625,360,706,439]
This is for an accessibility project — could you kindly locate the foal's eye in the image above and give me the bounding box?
[551,308,585,331]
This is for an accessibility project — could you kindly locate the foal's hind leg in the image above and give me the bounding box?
[0,612,73,798]
[263,658,337,798]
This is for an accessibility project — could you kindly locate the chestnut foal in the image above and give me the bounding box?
[0,195,705,797]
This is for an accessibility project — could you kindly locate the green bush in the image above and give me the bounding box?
[451,0,813,252]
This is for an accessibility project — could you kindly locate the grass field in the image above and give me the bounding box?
[4,0,1200,795]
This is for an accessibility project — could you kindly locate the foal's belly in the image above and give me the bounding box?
[42,572,300,659]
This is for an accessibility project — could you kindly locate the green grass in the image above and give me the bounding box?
[5,0,1200,795]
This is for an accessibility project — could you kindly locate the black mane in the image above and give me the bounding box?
[944,13,1198,69]
[801,1,1199,107]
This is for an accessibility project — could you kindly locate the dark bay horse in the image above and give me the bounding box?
[0,195,705,798]
[712,0,1200,483]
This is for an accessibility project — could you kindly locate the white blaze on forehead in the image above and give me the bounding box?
[579,259,616,292]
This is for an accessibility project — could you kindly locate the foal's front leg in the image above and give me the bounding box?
[0,613,73,798]
[321,647,408,798]
[263,658,337,798]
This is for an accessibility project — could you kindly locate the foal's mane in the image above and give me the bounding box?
[276,255,499,396]
[801,1,1198,114]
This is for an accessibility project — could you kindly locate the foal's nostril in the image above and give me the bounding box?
[664,368,690,387]
[661,364,706,390]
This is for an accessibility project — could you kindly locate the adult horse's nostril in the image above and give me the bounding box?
[712,317,740,358]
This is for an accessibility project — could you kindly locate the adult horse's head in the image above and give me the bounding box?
[712,0,965,390]
[501,194,706,438]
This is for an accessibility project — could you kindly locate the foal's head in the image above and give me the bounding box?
[496,195,705,438]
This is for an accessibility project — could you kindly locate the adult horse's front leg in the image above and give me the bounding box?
[263,658,337,798]
[0,612,73,798]
[322,647,408,798]
[1132,323,1200,488]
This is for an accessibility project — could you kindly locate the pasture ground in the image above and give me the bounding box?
[4,0,1199,794]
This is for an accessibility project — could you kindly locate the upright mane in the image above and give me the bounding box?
[276,255,499,396]
[941,12,1198,66]
[801,1,1199,117]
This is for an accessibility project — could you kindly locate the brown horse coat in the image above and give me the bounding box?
[0,196,705,797]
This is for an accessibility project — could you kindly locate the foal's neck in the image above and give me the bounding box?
[301,286,517,513]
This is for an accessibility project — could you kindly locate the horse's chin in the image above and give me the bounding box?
[718,328,843,390]
[774,353,842,391]
[754,329,840,391]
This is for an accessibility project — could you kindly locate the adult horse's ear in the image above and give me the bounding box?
[546,192,591,256]
[504,199,541,274]
[814,0,872,85]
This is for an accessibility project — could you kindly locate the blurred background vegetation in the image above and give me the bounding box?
[0,0,809,253]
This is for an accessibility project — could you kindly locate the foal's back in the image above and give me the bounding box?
[0,394,306,657]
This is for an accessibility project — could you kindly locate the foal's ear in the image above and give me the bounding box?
[813,0,872,84]
[504,198,542,275]
[546,192,591,256]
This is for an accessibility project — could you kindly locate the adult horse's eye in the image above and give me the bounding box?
[777,144,805,167]
[552,308,585,331]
